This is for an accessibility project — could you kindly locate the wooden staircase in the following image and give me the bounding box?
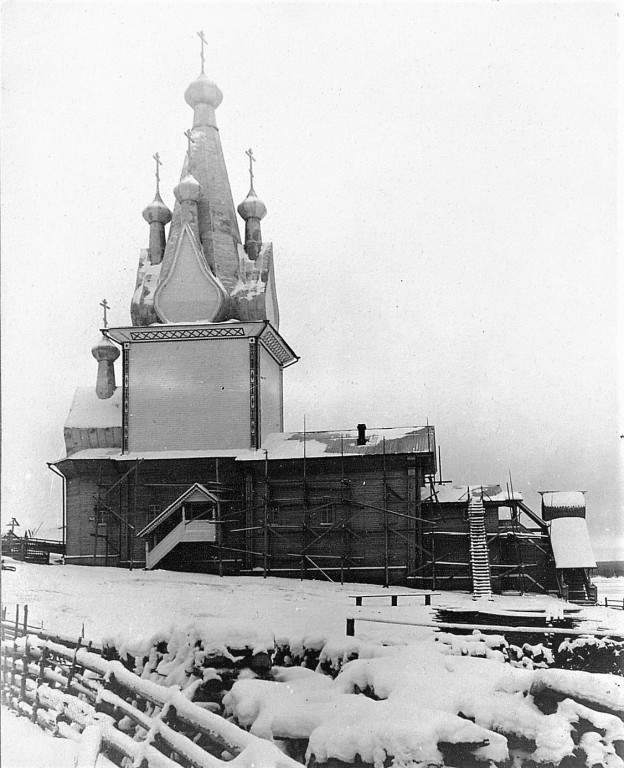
[146,519,216,570]
[468,494,493,600]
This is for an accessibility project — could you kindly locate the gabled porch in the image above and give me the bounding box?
[138,484,219,570]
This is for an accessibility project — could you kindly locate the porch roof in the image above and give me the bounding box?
[137,483,220,538]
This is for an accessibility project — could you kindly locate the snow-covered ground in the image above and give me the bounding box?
[2,562,624,767]
[3,561,623,643]
[595,575,624,606]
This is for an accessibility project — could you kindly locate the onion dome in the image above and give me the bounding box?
[91,334,120,363]
[184,73,223,110]
[142,190,172,225]
[174,172,202,203]
[237,188,267,221]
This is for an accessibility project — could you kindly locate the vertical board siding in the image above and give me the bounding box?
[259,346,283,441]
[127,339,250,451]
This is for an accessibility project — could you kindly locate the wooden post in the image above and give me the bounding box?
[216,458,223,578]
[346,618,355,636]
[406,457,417,585]
[20,634,29,703]
[391,595,398,607]
[263,450,269,578]
[130,459,139,570]
[22,605,28,636]
[383,438,389,589]
[10,606,19,706]
[425,593,431,606]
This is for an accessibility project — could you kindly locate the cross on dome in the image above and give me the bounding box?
[197,30,207,74]
[246,148,256,189]
[184,129,193,157]
[100,298,110,328]
[153,152,162,192]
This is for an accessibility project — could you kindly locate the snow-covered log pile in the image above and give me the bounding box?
[2,632,304,768]
[557,636,624,674]
[225,643,624,767]
[4,617,624,768]
[102,622,277,707]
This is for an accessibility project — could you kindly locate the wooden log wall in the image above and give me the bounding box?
[58,458,245,570]
[243,454,428,585]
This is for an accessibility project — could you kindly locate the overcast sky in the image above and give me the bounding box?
[2,1,622,559]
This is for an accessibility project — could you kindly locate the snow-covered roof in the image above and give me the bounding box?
[54,448,241,463]
[54,427,435,464]
[64,387,122,429]
[240,426,436,461]
[549,517,596,569]
[429,485,523,504]
[541,492,585,511]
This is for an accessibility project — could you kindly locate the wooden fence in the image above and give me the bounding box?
[1,605,303,768]
[603,596,624,611]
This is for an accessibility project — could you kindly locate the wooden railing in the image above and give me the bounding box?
[1,605,303,768]
[603,596,624,611]
[146,519,216,569]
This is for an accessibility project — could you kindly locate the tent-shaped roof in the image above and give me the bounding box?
[137,483,219,538]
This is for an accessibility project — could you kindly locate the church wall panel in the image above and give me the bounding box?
[259,346,282,439]
[127,339,251,451]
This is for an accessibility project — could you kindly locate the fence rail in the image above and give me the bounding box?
[603,596,624,611]
[1,604,303,768]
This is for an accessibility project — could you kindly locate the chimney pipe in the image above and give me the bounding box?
[357,424,367,446]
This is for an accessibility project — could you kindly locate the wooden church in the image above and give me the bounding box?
[49,49,597,599]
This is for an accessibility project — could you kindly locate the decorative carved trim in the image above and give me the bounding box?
[260,329,293,366]
[122,343,130,453]
[129,327,245,342]
[249,338,260,449]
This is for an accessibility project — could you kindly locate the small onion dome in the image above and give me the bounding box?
[142,190,172,225]
[91,334,120,363]
[174,172,202,203]
[184,73,223,110]
[237,188,267,221]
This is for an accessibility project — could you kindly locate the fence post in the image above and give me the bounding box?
[346,618,355,636]
[31,646,49,723]
[10,605,19,707]
[23,605,28,636]
[20,634,29,703]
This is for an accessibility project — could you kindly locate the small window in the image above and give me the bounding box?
[320,507,335,526]
[148,504,159,514]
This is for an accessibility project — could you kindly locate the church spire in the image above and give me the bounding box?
[91,299,119,399]
[142,152,172,265]
[237,148,267,261]
[131,37,280,327]
[157,33,242,299]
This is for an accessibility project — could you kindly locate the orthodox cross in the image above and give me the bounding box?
[246,148,256,189]
[153,152,162,192]
[197,30,207,74]
[184,129,193,158]
[100,299,110,328]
